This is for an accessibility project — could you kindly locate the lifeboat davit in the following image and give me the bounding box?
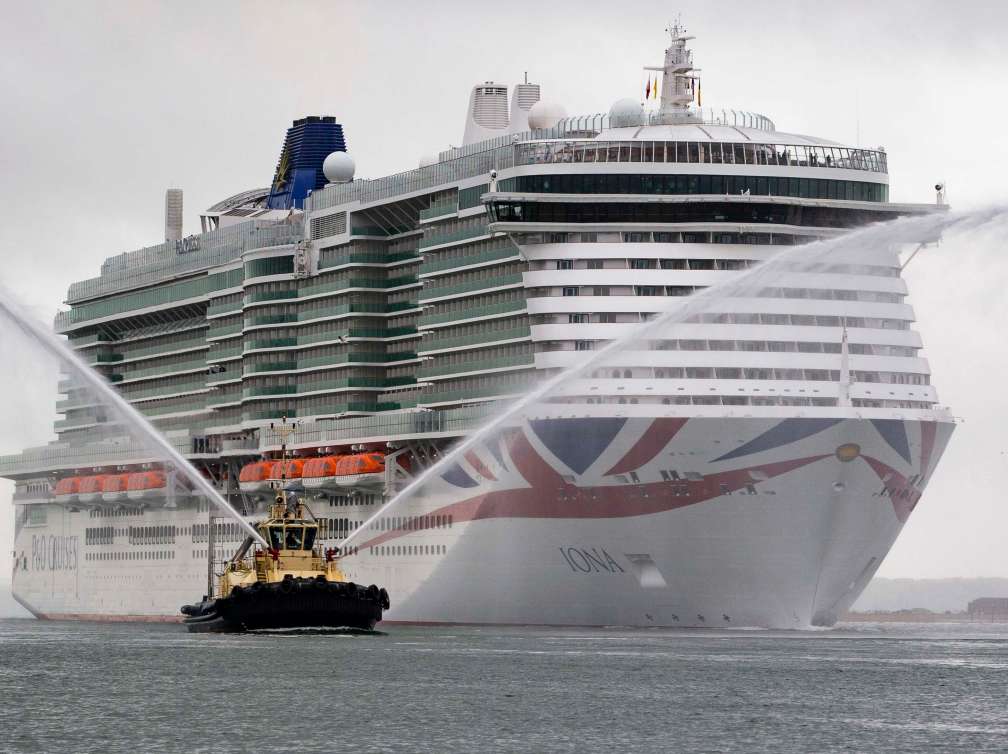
[78,475,108,504]
[238,461,274,495]
[101,473,132,503]
[332,453,386,490]
[54,476,82,504]
[127,471,167,502]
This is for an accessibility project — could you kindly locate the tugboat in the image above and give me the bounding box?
[181,420,389,633]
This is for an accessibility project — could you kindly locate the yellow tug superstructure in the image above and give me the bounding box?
[218,496,347,596]
[182,422,389,633]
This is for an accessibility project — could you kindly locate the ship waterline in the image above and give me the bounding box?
[4,25,952,628]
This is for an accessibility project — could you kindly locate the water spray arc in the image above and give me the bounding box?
[0,290,268,547]
[340,206,1005,551]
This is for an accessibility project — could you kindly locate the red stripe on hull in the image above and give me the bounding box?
[359,428,831,549]
[860,455,921,523]
[605,418,688,475]
[464,451,497,481]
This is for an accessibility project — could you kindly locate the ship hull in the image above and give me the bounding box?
[10,414,953,629]
[181,579,385,633]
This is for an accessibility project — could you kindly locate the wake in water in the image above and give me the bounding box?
[341,205,1008,548]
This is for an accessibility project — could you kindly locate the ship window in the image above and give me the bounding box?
[285,526,304,550]
[303,527,317,551]
[268,526,284,550]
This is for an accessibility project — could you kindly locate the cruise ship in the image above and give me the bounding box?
[4,27,953,627]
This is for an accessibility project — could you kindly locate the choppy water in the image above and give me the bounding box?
[1,620,1006,753]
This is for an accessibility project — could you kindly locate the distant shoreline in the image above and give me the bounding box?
[843,609,1007,623]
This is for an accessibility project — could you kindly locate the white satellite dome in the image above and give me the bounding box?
[322,151,355,183]
[609,98,644,128]
[527,100,568,130]
[419,152,439,168]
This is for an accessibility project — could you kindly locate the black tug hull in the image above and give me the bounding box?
[181,578,387,633]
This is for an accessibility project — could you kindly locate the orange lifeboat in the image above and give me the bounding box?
[238,460,274,494]
[270,458,304,479]
[127,471,167,502]
[101,473,132,503]
[78,475,108,504]
[302,455,343,491]
[270,458,304,491]
[332,453,386,490]
[54,476,82,502]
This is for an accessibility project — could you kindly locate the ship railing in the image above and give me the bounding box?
[63,218,305,306]
[0,439,192,476]
[510,140,887,173]
[256,402,501,451]
[306,107,883,212]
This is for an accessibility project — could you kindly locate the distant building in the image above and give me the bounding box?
[967,598,1008,621]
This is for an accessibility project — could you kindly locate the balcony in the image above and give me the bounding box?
[127,337,207,361]
[241,402,398,422]
[68,333,114,348]
[419,224,490,250]
[207,323,243,340]
[414,382,534,406]
[420,325,531,353]
[419,354,534,379]
[241,378,413,400]
[297,302,407,321]
[244,337,298,351]
[243,361,297,374]
[207,301,244,317]
[246,313,298,327]
[123,378,208,401]
[119,358,208,382]
[419,273,523,302]
[419,198,459,221]
[421,245,517,274]
[318,251,419,270]
[419,299,527,327]
[243,290,298,305]
[89,352,124,365]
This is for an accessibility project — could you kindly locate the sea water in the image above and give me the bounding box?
[1,619,1005,753]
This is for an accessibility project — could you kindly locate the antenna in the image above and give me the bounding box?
[644,17,698,123]
[855,91,861,146]
[269,417,298,482]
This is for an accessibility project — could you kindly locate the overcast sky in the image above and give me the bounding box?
[2,1,1007,600]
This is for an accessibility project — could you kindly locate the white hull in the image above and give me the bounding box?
[10,413,953,628]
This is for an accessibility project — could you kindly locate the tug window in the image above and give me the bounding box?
[268,527,284,550]
[302,527,317,551]
[285,526,304,550]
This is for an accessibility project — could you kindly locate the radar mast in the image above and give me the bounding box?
[643,19,702,124]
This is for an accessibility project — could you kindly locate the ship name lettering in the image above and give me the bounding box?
[559,547,625,574]
[30,534,78,572]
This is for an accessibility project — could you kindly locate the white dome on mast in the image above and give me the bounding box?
[322,151,355,183]
[609,98,644,128]
[527,100,567,130]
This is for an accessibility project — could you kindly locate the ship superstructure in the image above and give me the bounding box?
[4,26,953,627]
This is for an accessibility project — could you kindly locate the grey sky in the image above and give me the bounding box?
[2,0,1007,593]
